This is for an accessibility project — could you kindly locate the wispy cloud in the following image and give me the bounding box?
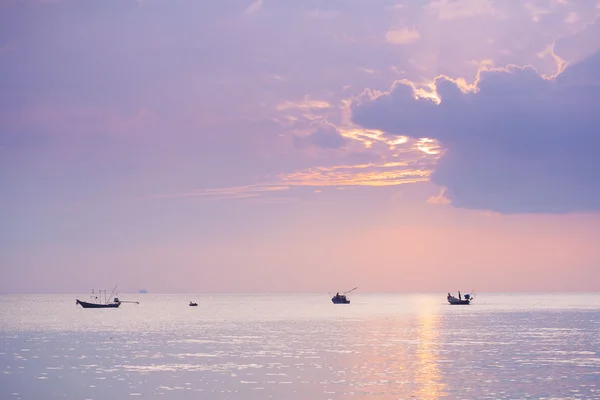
[385,28,420,45]
[469,58,494,68]
[153,184,290,201]
[525,3,553,22]
[357,67,377,75]
[276,162,431,187]
[153,158,435,202]
[294,122,350,149]
[427,187,451,205]
[415,138,442,155]
[245,0,263,15]
[427,0,501,20]
[276,98,331,111]
[246,0,263,15]
[565,12,579,24]
[536,42,568,77]
[339,126,408,149]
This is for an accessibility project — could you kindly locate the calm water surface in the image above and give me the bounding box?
[1,293,599,399]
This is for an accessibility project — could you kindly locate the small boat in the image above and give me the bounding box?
[76,285,139,309]
[447,290,474,305]
[332,294,350,304]
[331,287,357,304]
[189,301,198,307]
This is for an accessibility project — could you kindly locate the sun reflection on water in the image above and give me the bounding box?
[338,296,447,399]
[413,296,447,399]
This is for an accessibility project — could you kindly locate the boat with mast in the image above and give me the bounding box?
[76,285,139,308]
[331,287,357,304]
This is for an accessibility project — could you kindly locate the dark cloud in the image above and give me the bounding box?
[293,123,349,149]
[352,51,600,214]
[554,15,600,66]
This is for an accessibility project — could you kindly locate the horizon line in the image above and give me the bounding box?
[1,290,598,295]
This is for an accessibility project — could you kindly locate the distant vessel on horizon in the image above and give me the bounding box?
[139,289,148,294]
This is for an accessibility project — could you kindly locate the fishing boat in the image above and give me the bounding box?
[331,287,357,304]
[189,301,198,307]
[76,286,139,309]
[76,298,120,308]
[447,291,474,305]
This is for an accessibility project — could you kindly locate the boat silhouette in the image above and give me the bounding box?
[447,290,474,305]
[76,285,138,309]
[331,287,357,304]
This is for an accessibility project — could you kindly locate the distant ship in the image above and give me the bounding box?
[331,287,357,304]
[76,285,139,309]
[189,301,198,307]
[447,291,474,305]
[139,289,148,294]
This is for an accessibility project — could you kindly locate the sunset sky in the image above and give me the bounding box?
[2,0,600,294]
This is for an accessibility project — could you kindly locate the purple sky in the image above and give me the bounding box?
[2,0,600,294]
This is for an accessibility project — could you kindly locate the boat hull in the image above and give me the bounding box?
[332,298,350,304]
[76,299,120,308]
[448,298,470,305]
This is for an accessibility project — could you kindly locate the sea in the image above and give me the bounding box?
[1,293,599,399]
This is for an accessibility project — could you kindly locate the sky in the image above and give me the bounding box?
[1,0,600,294]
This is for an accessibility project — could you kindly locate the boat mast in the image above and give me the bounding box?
[108,285,119,301]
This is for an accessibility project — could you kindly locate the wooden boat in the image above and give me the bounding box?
[332,294,350,304]
[189,301,198,307]
[77,299,120,308]
[447,291,474,305]
[76,286,138,309]
[331,287,357,304]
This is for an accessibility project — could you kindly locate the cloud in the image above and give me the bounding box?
[554,15,600,64]
[565,11,579,23]
[153,184,290,201]
[154,157,435,202]
[276,98,331,111]
[276,161,431,187]
[427,187,451,205]
[351,51,600,214]
[385,28,420,45]
[427,0,501,20]
[525,3,552,22]
[245,0,263,15]
[339,126,407,149]
[293,123,350,149]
